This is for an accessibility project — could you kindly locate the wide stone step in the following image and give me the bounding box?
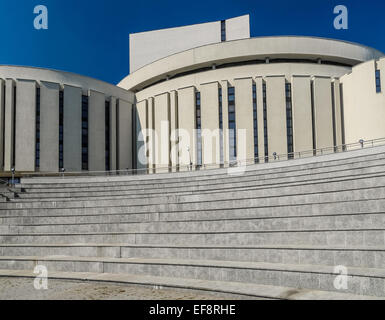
[2,184,385,212]
[0,269,378,300]
[0,197,383,220]
[16,168,385,201]
[20,147,385,189]
[1,256,384,297]
[1,228,384,246]
[18,157,385,194]
[1,244,384,269]
[2,212,384,234]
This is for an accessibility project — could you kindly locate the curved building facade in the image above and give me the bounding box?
[0,66,134,173]
[119,33,384,171]
[0,15,384,174]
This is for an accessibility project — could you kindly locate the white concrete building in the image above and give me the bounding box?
[0,15,384,174]
[0,66,134,174]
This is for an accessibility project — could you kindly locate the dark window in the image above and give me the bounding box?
[35,87,40,169]
[228,86,236,161]
[340,83,346,148]
[105,101,110,171]
[310,81,316,154]
[221,20,226,42]
[81,95,89,171]
[59,91,64,169]
[252,84,258,162]
[196,92,202,166]
[1,82,4,168]
[218,88,224,164]
[263,83,268,160]
[12,86,16,168]
[376,70,381,93]
[285,83,294,158]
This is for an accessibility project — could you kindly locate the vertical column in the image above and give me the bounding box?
[63,85,82,172]
[234,78,254,163]
[4,79,15,172]
[88,90,105,172]
[169,91,179,171]
[117,99,133,170]
[15,79,36,172]
[135,99,147,171]
[0,79,5,171]
[255,77,265,162]
[332,79,343,150]
[109,97,117,171]
[40,81,60,172]
[147,97,155,173]
[291,76,313,156]
[313,76,334,153]
[220,80,229,165]
[200,82,220,166]
[154,93,170,172]
[265,76,287,158]
[177,86,196,170]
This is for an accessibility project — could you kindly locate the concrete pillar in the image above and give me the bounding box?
[313,76,334,154]
[154,92,170,172]
[117,99,132,170]
[169,91,179,171]
[255,77,265,162]
[88,90,105,172]
[332,79,343,150]
[220,80,229,165]
[147,97,155,173]
[291,76,313,156]
[177,86,196,170]
[15,79,36,172]
[63,85,82,172]
[40,81,60,172]
[4,79,15,172]
[234,78,254,163]
[0,79,5,171]
[265,76,287,158]
[135,99,148,171]
[110,97,117,171]
[200,82,220,166]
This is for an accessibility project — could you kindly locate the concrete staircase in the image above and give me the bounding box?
[1,146,385,299]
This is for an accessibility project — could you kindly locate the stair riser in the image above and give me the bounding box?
[120,247,385,269]
[0,246,121,258]
[1,246,384,269]
[1,259,383,297]
[4,213,384,234]
[1,230,384,246]
[0,213,152,225]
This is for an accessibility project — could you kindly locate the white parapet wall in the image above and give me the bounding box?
[129,15,250,73]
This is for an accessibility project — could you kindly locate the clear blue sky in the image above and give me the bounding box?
[0,0,384,85]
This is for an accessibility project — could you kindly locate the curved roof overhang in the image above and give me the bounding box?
[0,65,134,102]
[119,36,384,92]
